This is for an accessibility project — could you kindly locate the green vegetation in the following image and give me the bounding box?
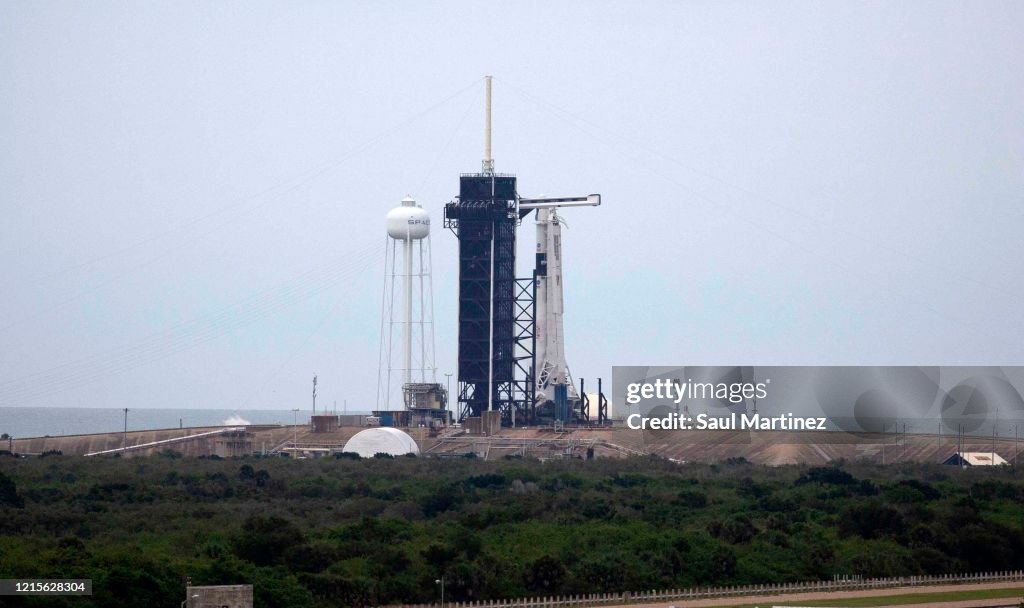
[0,456,1022,607]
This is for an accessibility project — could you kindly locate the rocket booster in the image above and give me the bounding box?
[534,208,578,403]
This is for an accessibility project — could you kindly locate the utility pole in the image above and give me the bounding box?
[894,416,899,463]
[312,375,317,416]
[883,420,891,464]
[123,408,129,450]
[292,408,300,456]
[959,424,962,467]
[992,409,997,465]
[435,576,445,608]
[444,372,452,406]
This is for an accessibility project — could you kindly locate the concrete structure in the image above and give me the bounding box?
[185,584,252,608]
[311,415,339,433]
[462,411,502,437]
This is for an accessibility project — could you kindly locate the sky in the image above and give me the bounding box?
[1,1,1022,412]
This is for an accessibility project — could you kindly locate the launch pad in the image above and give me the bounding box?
[443,77,609,427]
[372,76,609,429]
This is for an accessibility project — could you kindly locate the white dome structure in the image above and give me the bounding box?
[342,427,420,458]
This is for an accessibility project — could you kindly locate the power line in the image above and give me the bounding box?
[13,77,485,294]
[0,244,380,404]
[415,87,481,194]
[500,78,1024,352]
[501,78,1024,305]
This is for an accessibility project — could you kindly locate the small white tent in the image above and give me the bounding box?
[943,451,1008,466]
[342,427,420,458]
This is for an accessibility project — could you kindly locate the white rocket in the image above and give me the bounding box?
[519,195,601,406]
[534,208,577,403]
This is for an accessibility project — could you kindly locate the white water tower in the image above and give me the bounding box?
[377,196,438,411]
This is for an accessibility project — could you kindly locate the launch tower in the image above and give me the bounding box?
[445,76,602,425]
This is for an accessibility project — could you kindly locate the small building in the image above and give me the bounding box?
[214,429,251,457]
[310,415,339,433]
[338,414,369,427]
[943,451,1009,466]
[185,584,253,608]
[370,383,451,429]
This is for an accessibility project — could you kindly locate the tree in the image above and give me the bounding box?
[233,515,304,566]
[796,466,857,486]
[238,464,256,481]
[839,503,905,540]
[253,567,315,608]
[524,555,567,595]
[708,516,757,544]
[0,471,23,508]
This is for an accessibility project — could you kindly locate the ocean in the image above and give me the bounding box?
[0,407,371,439]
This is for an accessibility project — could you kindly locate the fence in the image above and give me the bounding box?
[387,570,1024,608]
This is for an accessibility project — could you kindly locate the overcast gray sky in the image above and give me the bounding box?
[2,1,1022,411]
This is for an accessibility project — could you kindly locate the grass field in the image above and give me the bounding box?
[723,587,1024,608]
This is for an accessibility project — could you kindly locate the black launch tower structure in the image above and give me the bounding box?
[444,173,536,425]
[443,76,605,427]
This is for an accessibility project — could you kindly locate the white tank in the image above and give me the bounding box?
[386,196,430,240]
